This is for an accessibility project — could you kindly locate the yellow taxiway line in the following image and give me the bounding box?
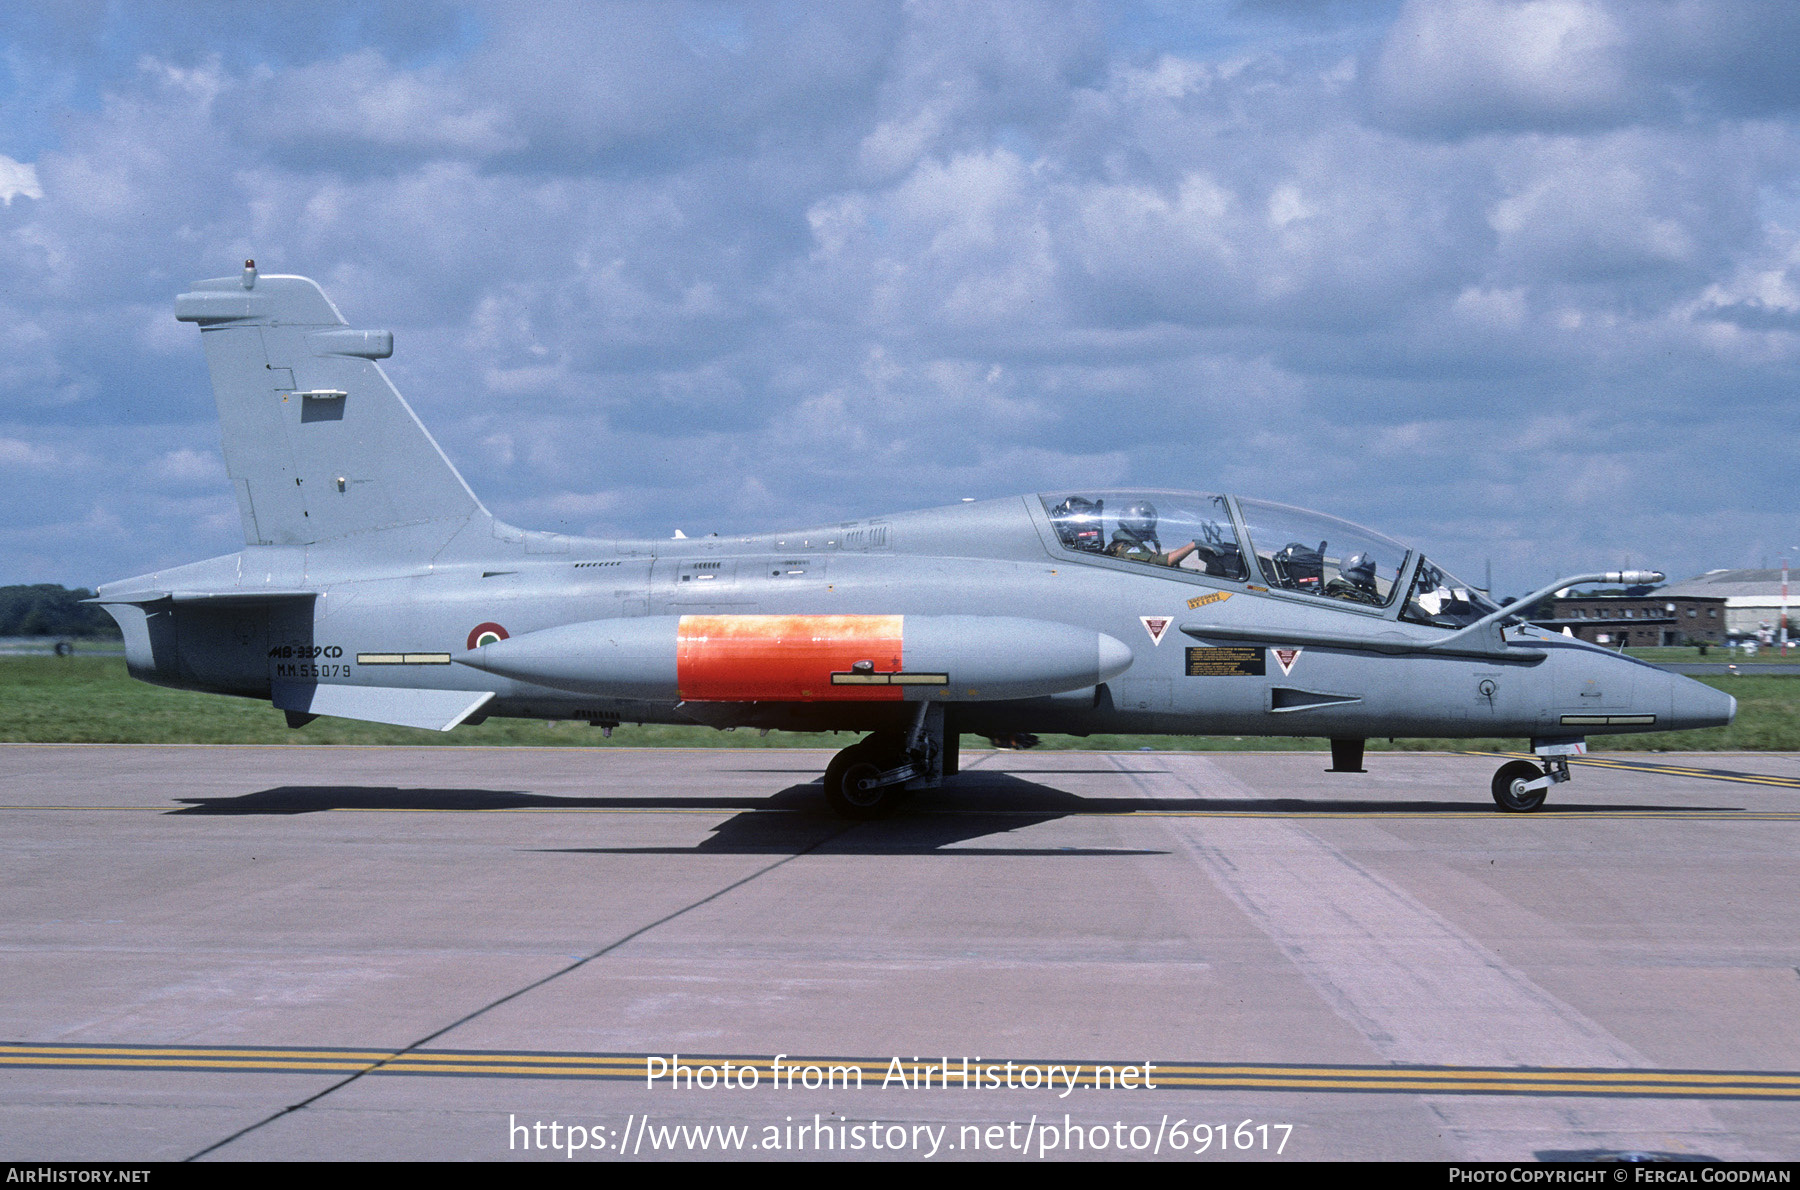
[1481,752,1800,790]
[5,1043,1799,1100]
[5,804,1800,820]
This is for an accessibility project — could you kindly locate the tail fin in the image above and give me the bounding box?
[176,263,487,547]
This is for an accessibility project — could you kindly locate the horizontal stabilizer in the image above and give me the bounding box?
[271,682,494,732]
[89,590,316,606]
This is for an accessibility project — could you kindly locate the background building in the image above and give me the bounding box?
[1545,568,1793,646]
[1655,569,1796,641]
[1546,591,1727,647]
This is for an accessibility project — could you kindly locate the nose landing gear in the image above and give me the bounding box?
[1491,737,1584,812]
[1492,759,1552,811]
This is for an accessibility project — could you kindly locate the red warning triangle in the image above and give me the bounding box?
[1141,616,1171,646]
[1272,647,1301,676]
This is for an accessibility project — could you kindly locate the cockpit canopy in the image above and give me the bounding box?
[1040,490,1499,626]
[1044,491,1248,580]
[1235,497,1407,608]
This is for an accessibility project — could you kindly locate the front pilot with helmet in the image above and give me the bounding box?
[1107,501,1199,568]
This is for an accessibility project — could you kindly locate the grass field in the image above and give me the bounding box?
[2,656,1791,752]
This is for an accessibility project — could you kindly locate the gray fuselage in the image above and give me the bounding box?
[100,493,1733,743]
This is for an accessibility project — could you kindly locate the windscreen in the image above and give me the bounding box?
[1401,559,1499,628]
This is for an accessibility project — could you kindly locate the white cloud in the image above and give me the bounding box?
[1488,139,1703,279]
[0,3,1796,593]
[0,438,62,470]
[246,49,523,157]
[1369,0,1636,135]
[1453,286,1529,330]
[147,448,224,486]
[0,156,43,205]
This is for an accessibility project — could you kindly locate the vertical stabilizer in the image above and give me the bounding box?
[176,265,486,547]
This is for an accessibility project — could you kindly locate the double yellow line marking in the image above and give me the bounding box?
[1572,757,1800,790]
[1484,752,1800,790]
[5,1044,1799,1099]
[9,804,1800,819]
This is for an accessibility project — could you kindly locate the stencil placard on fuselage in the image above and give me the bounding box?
[1185,646,1266,677]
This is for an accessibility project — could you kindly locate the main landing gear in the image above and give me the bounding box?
[1490,737,1584,812]
[822,702,954,820]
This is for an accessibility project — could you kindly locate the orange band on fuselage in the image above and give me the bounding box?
[677,614,904,701]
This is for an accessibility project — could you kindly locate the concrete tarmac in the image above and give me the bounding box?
[3,744,1799,1162]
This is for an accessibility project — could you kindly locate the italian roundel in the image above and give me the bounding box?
[467,622,510,650]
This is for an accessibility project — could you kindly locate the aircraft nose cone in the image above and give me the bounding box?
[1097,632,1134,683]
[1668,676,1736,730]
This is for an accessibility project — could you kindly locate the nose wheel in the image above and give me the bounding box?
[1491,760,1548,812]
[1491,752,1573,813]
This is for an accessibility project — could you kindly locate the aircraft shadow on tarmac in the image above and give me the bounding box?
[550,775,1175,856]
[166,772,1730,856]
[168,786,773,815]
[166,775,1159,855]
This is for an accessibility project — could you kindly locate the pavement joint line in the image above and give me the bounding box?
[8,1044,1798,1099]
[180,824,852,1162]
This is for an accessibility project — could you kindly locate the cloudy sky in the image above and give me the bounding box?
[2,0,1797,596]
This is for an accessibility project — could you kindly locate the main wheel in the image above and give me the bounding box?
[823,739,901,820]
[1492,760,1548,812]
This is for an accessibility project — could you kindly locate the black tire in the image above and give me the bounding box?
[859,729,907,758]
[1492,760,1548,812]
[823,737,902,820]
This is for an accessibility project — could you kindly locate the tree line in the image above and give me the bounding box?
[0,585,122,638]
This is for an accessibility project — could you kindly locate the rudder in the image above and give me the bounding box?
[176,263,486,547]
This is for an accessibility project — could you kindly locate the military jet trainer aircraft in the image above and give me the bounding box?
[95,266,1736,817]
